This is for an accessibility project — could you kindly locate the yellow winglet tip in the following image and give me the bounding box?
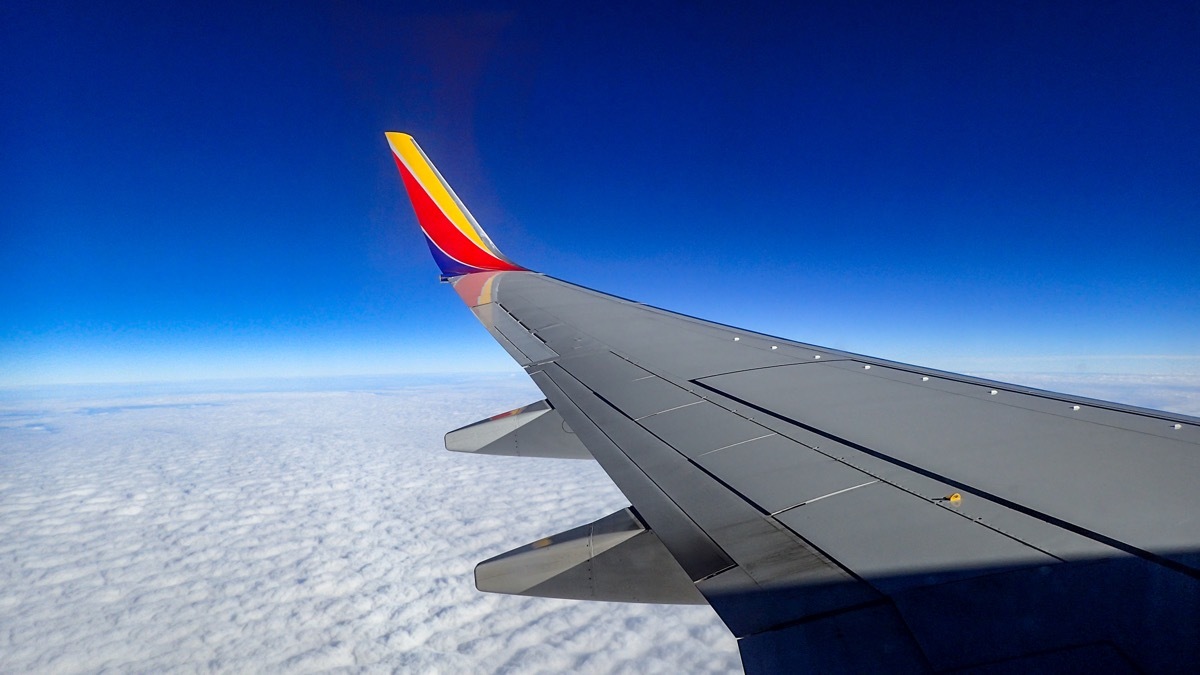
[384,132,413,151]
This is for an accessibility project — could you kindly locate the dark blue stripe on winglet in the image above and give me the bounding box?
[425,235,486,278]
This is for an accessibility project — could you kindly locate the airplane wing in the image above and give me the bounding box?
[385,133,1200,673]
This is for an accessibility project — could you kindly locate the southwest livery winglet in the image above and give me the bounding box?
[385,133,526,277]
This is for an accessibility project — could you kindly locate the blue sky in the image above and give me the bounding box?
[3,1,1198,385]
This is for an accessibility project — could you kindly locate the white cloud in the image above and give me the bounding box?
[0,376,741,674]
[968,371,1200,417]
[4,372,1194,674]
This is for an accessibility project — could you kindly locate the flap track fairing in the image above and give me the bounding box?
[445,399,593,459]
[474,507,706,605]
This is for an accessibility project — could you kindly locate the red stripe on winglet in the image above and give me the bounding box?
[393,154,524,272]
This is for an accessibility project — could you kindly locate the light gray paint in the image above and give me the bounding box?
[698,434,877,514]
[638,401,770,458]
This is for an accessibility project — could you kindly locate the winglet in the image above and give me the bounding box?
[386,133,526,277]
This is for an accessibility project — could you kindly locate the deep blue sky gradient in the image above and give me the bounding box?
[3,1,1198,384]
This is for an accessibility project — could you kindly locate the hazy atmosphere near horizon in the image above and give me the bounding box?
[3,1,1199,673]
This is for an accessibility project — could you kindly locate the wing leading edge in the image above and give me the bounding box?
[386,133,1200,673]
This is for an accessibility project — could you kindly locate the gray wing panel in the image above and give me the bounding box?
[472,271,1200,673]
[697,434,875,514]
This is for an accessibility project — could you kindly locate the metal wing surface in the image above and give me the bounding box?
[386,133,1200,673]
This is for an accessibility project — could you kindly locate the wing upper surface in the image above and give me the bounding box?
[465,270,1200,673]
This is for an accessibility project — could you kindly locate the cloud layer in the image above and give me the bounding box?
[3,372,1195,673]
[968,371,1200,416]
[0,377,740,673]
